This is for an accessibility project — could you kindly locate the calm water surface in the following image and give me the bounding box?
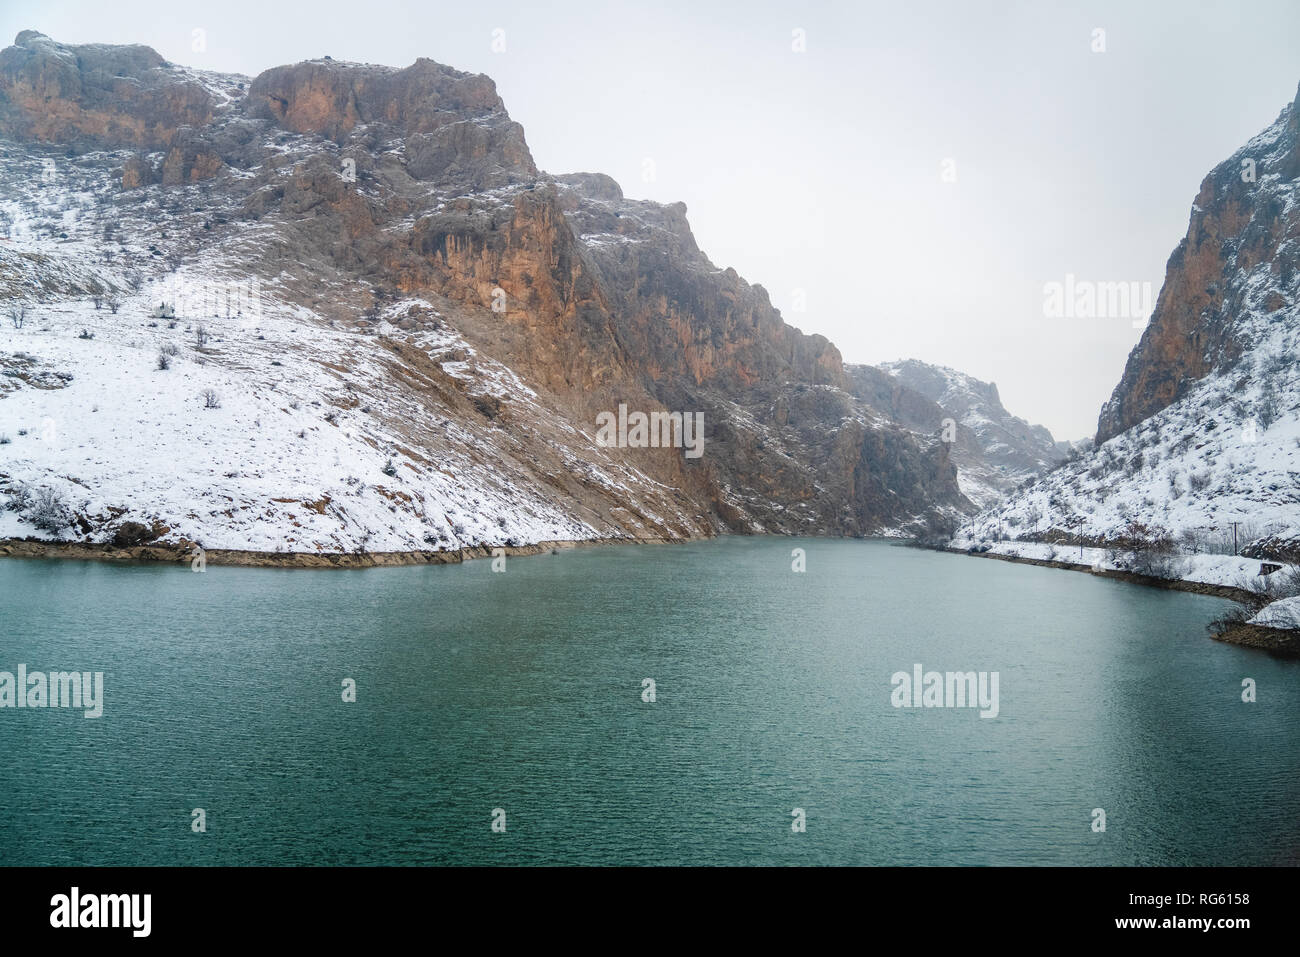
[1,537,1297,865]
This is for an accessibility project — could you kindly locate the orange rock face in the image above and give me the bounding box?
[248,58,509,142]
[1097,84,1299,443]
[0,31,213,150]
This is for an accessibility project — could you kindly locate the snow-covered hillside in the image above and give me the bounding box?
[878,358,1065,508]
[0,142,706,553]
[954,84,1300,559]
[954,344,1300,552]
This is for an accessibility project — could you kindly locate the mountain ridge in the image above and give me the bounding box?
[0,31,1003,553]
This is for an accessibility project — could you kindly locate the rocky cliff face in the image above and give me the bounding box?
[1097,81,1300,443]
[0,32,970,552]
[873,360,1064,508]
[0,30,214,149]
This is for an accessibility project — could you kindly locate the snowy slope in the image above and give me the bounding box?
[0,145,705,553]
[953,88,1300,559]
[953,346,1300,553]
[879,358,1064,508]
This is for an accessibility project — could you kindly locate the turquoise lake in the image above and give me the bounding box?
[1,537,1297,865]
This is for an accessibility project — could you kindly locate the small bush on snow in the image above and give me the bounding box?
[1243,567,1300,609]
[26,487,71,533]
[5,484,31,512]
[1256,382,1281,429]
[1211,568,1300,634]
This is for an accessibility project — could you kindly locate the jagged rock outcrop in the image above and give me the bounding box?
[559,182,844,393]
[0,31,214,149]
[1243,534,1300,565]
[248,58,503,138]
[1097,80,1300,443]
[870,360,1064,507]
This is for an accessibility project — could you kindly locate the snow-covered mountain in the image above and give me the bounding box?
[875,359,1065,508]
[0,31,977,557]
[955,81,1300,559]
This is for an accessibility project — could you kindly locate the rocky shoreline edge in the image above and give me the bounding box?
[1208,622,1300,657]
[933,544,1300,658]
[0,534,682,569]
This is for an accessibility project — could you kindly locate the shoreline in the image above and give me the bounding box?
[931,544,1257,601]
[1209,621,1300,658]
[9,531,1299,654]
[934,544,1300,656]
[0,534,682,568]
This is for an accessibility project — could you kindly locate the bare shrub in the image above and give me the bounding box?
[201,388,221,409]
[1209,568,1300,634]
[4,483,31,513]
[1208,602,1254,634]
[1257,382,1281,429]
[1243,566,1300,609]
[1131,549,1186,579]
[27,487,71,533]
[1168,471,1184,499]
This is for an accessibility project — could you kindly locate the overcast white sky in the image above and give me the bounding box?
[3,0,1298,438]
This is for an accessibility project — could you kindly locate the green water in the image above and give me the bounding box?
[1,537,1296,865]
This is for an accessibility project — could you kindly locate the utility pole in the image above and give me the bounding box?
[1230,521,1241,556]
